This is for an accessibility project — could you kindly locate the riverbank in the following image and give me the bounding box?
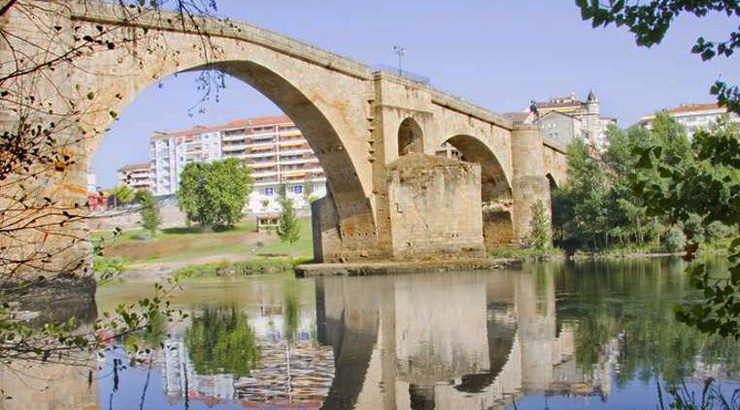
[487,241,730,263]
[294,258,518,277]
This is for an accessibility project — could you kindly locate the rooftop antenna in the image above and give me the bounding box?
[393,45,406,76]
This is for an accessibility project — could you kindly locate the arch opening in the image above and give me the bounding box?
[441,135,515,248]
[398,117,424,157]
[88,58,375,262]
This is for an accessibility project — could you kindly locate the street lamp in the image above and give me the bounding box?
[393,45,406,76]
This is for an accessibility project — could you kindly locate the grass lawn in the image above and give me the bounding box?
[99,218,313,265]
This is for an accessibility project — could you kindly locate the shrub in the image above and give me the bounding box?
[705,221,734,244]
[528,200,552,251]
[664,227,686,253]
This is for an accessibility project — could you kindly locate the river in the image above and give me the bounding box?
[3,257,739,409]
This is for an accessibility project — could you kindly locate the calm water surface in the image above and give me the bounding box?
[14,258,740,409]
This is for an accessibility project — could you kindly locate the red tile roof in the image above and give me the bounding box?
[664,103,723,114]
[157,115,293,137]
[117,162,150,171]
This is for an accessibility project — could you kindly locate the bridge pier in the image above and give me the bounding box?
[510,124,551,245]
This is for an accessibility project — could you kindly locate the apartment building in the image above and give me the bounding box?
[149,116,327,212]
[218,116,326,212]
[150,126,223,196]
[117,162,152,192]
[639,103,740,139]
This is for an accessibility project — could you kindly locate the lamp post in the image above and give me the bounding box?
[393,45,406,76]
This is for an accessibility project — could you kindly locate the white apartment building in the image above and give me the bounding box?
[150,125,223,196]
[149,116,327,212]
[640,103,740,139]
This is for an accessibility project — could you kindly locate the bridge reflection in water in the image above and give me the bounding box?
[317,270,610,409]
[0,266,627,410]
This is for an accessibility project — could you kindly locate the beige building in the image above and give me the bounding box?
[639,102,740,139]
[117,162,152,191]
[218,115,327,212]
[532,91,616,150]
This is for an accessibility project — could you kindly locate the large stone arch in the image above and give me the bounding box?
[48,3,384,263]
[443,135,516,248]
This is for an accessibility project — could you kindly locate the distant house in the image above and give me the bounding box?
[639,103,740,140]
[117,162,152,192]
[502,91,616,152]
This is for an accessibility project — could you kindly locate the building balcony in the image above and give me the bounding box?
[278,159,313,166]
[245,150,277,158]
[222,144,246,152]
[279,140,308,149]
[249,141,277,149]
[221,134,246,142]
[251,162,276,169]
[278,148,313,156]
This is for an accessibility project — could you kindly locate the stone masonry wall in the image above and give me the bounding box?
[482,209,516,248]
[387,154,485,260]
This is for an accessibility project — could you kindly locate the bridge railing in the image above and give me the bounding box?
[371,64,431,85]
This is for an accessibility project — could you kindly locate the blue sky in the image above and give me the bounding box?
[93,0,738,187]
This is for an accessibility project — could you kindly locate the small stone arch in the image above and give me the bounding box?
[443,135,515,249]
[398,117,424,156]
[546,173,558,191]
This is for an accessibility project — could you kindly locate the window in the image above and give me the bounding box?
[293,185,303,194]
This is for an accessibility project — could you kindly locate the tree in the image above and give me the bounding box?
[576,0,740,114]
[529,200,552,251]
[276,199,301,256]
[177,158,253,229]
[108,185,135,208]
[0,0,220,374]
[554,140,611,249]
[630,123,739,338]
[136,190,161,236]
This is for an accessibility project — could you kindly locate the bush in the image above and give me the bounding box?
[705,221,734,244]
[664,227,687,253]
[528,200,552,251]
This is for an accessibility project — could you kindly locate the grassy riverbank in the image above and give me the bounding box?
[95,217,313,268]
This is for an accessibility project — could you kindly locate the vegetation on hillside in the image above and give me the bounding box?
[552,115,736,257]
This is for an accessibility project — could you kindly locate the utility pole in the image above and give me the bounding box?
[393,45,406,76]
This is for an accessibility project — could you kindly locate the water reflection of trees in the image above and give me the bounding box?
[544,258,740,386]
[184,307,259,378]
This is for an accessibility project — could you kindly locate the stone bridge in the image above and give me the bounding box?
[1,1,567,266]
